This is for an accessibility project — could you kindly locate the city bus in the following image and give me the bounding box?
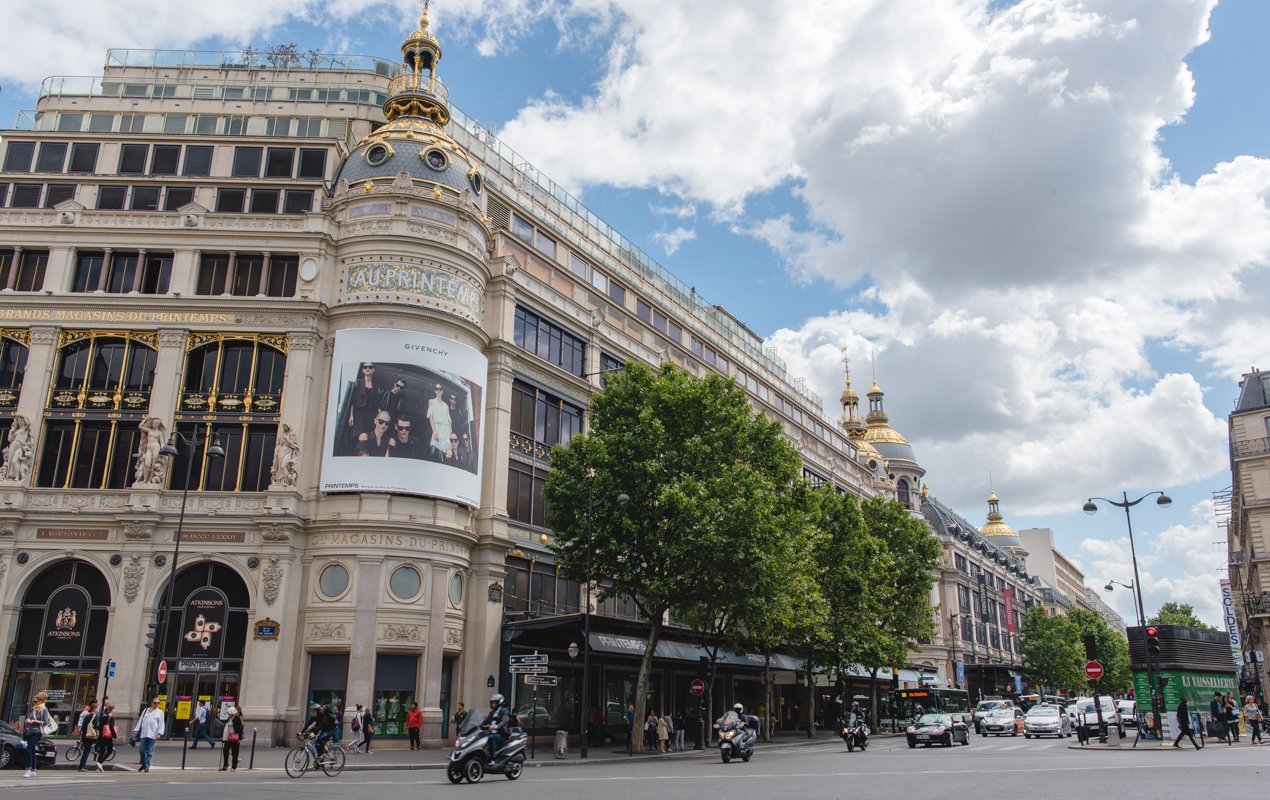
[895,688,970,720]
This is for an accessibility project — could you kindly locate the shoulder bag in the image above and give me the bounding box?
[40,710,57,735]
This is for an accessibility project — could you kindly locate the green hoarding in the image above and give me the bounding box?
[1132,668,1236,736]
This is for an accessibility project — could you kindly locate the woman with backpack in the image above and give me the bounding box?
[350,703,364,752]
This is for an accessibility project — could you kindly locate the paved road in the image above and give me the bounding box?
[0,736,1263,799]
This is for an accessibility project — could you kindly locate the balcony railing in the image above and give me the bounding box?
[103,48,399,76]
[1234,437,1270,458]
[386,73,449,105]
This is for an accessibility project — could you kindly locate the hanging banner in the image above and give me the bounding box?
[1003,587,1016,634]
[1220,579,1244,669]
[180,588,228,659]
[321,328,486,507]
[42,586,90,658]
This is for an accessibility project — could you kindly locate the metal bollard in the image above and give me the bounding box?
[181,721,190,770]
[248,729,257,770]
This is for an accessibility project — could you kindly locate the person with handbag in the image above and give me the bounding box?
[76,700,99,771]
[132,696,166,772]
[1243,695,1263,744]
[358,705,376,754]
[22,690,55,777]
[94,702,117,772]
[1225,692,1241,742]
[350,703,364,752]
[220,707,244,771]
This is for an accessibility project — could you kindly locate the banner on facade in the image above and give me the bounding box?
[1220,579,1245,669]
[180,588,227,659]
[321,328,486,507]
[42,586,90,658]
[1003,587,1016,633]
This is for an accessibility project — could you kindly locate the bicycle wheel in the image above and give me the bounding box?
[284,746,310,778]
[320,746,346,777]
[64,744,81,762]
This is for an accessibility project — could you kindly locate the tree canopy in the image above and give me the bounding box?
[1149,602,1217,631]
[1020,607,1084,692]
[1067,608,1131,693]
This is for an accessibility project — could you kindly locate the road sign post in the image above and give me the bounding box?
[1085,661,1106,743]
[157,660,168,685]
[690,678,705,696]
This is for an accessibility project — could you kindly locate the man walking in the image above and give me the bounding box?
[190,701,215,749]
[133,697,166,772]
[1173,697,1201,749]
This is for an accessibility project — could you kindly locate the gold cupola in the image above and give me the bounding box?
[385,3,450,125]
[980,491,1027,561]
[839,352,867,440]
[863,378,913,451]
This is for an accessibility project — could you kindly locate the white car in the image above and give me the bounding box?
[1070,696,1124,739]
[1116,700,1137,726]
[1024,704,1072,738]
[972,699,1014,734]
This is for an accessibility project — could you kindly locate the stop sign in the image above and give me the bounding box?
[690,678,705,696]
[1084,660,1104,681]
[157,660,168,685]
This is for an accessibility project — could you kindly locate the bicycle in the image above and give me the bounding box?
[63,742,117,763]
[285,733,345,778]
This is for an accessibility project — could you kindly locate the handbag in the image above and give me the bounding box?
[227,732,241,743]
[40,712,57,736]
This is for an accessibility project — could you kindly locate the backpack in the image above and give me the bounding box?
[351,714,361,731]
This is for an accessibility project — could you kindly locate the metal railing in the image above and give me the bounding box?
[1234,437,1270,457]
[103,48,399,76]
[386,73,449,104]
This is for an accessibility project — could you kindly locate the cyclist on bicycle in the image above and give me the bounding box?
[482,694,510,759]
[301,703,337,758]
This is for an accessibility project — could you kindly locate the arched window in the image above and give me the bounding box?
[175,334,288,491]
[897,478,911,507]
[38,331,156,489]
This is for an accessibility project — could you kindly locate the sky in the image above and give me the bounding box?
[2,0,1268,628]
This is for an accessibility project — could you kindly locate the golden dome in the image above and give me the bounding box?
[863,420,910,446]
[840,386,858,404]
[980,491,1017,538]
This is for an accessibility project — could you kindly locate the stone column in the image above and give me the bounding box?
[269,332,318,492]
[347,557,383,718]
[422,561,448,740]
[149,329,187,426]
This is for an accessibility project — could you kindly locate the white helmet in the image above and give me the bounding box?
[490,693,504,705]
[733,703,744,714]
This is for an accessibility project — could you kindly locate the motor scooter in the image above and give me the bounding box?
[715,714,757,763]
[446,719,528,784]
[841,712,869,752]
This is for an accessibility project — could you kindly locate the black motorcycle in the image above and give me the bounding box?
[446,719,528,784]
[715,714,757,763]
[841,712,869,752]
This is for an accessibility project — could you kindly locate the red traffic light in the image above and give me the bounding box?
[1145,626,1157,637]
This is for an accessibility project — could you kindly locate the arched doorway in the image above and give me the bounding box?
[150,562,249,736]
[4,559,111,733]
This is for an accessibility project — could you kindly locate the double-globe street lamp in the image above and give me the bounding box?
[579,469,628,759]
[1083,490,1171,737]
[151,428,224,703]
[1103,578,1142,627]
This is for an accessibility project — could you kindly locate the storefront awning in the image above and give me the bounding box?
[585,632,802,671]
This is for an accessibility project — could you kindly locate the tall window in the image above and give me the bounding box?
[0,249,48,291]
[506,380,583,527]
[0,330,29,466]
[37,331,156,489]
[71,251,172,294]
[512,306,585,376]
[503,556,580,617]
[174,334,287,492]
[195,252,298,297]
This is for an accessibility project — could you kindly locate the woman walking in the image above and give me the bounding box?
[656,711,669,753]
[1244,695,1263,744]
[22,690,54,777]
[94,702,117,772]
[1225,692,1241,742]
[359,705,375,754]
[220,707,243,770]
[350,703,364,752]
[76,700,99,771]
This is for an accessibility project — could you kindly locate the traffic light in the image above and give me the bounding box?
[1157,675,1170,690]
[699,656,713,683]
[1145,626,1161,658]
[145,622,160,652]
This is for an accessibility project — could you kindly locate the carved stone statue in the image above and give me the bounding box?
[270,422,300,488]
[132,417,168,486]
[0,415,33,483]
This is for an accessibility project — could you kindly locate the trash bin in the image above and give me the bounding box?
[554,730,568,758]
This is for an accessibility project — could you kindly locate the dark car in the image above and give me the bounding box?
[0,720,56,769]
[906,713,971,748]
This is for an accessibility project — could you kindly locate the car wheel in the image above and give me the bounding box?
[1024,734,1031,739]
[0,745,11,770]
[908,741,916,749]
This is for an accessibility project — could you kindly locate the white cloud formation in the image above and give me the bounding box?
[1075,500,1226,627]
[651,226,696,255]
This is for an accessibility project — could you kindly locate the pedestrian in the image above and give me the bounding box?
[76,700,99,771]
[191,700,216,748]
[359,705,375,754]
[132,696,166,772]
[1243,695,1263,744]
[94,702,117,772]
[673,710,686,751]
[624,704,635,754]
[644,711,657,751]
[1210,691,1231,745]
[22,690,54,777]
[350,703,364,752]
[452,701,469,740]
[406,702,423,751]
[332,704,344,744]
[219,707,243,771]
[657,711,670,753]
[1173,697,1201,749]
[1225,692,1241,742]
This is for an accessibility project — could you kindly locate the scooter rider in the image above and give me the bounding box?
[483,694,511,759]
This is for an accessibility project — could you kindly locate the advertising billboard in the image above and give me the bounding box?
[321,328,486,506]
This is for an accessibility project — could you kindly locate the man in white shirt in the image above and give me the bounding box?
[190,701,215,749]
[132,697,166,773]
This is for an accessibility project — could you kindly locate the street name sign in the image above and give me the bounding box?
[509,654,548,666]
[524,675,558,686]
[510,665,549,674]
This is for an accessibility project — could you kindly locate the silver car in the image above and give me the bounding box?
[1024,704,1072,738]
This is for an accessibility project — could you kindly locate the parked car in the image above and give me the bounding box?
[1024,704,1072,738]
[0,721,56,770]
[980,706,1025,736]
[1070,696,1124,739]
[1116,700,1137,726]
[906,713,971,748]
[972,699,1014,734]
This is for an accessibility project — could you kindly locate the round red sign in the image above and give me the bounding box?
[157,660,168,685]
[1084,660,1104,681]
[690,678,705,696]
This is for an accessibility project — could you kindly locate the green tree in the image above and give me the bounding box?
[1148,602,1217,631]
[544,362,806,751]
[1021,607,1084,692]
[1067,608,1132,694]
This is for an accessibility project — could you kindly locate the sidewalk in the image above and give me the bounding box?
[52,730,873,772]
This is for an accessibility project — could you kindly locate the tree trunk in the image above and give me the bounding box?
[631,615,663,754]
[763,651,772,742]
[869,667,879,734]
[805,643,816,738]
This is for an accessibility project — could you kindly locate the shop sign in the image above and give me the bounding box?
[177,659,221,672]
[36,528,109,540]
[42,586,89,657]
[254,619,281,640]
[180,588,227,658]
[176,697,192,720]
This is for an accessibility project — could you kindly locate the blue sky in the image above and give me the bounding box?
[3,0,1268,626]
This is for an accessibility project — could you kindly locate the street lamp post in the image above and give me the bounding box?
[152,429,224,703]
[949,614,961,689]
[579,471,628,759]
[1084,490,1171,739]
[1103,578,1142,628]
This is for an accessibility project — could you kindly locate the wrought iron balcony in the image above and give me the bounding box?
[1234,436,1270,457]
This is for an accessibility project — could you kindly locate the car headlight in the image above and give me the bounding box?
[906,727,916,734]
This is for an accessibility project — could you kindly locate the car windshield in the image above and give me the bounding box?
[1028,707,1060,717]
[986,709,1014,718]
[1076,700,1115,714]
[0,720,18,736]
[976,701,1007,712]
[917,714,951,726]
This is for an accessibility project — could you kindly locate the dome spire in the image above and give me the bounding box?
[386,0,450,125]
[839,347,866,439]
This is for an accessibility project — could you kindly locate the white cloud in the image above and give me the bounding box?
[651,226,695,255]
